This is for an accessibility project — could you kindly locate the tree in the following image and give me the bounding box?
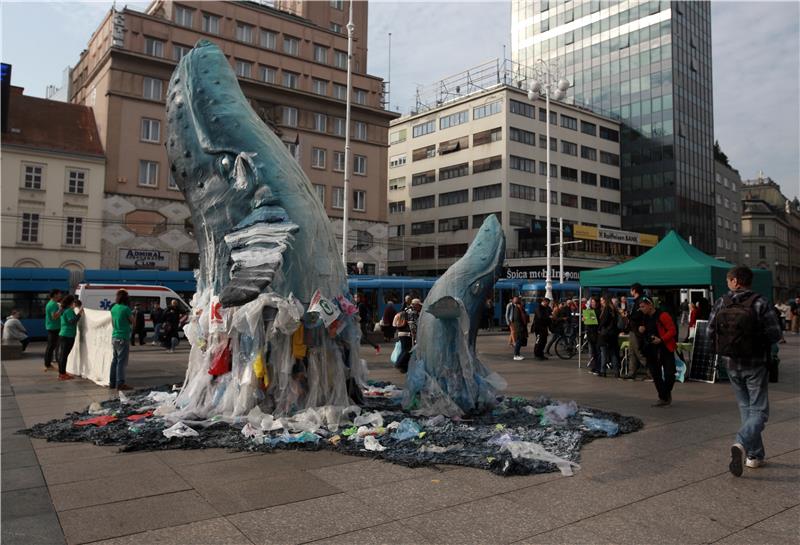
[713,140,731,167]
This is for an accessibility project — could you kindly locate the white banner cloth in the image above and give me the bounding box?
[67,308,113,386]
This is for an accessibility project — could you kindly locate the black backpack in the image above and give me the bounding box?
[715,293,761,358]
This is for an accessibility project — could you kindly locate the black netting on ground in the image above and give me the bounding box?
[21,384,643,477]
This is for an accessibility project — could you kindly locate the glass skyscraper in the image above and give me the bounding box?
[513,1,715,253]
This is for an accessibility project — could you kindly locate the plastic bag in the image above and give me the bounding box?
[390,341,403,365]
[208,340,232,376]
[502,441,580,476]
[353,411,383,428]
[540,400,578,426]
[582,416,619,437]
[674,354,687,383]
[163,422,199,438]
[393,418,422,441]
[241,422,262,438]
[286,407,322,433]
[364,435,386,451]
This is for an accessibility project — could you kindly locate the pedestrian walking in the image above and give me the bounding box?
[355,293,380,354]
[510,297,528,361]
[639,297,677,406]
[545,302,569,356]
[392,309,412,374]
[790,296,800,335]
[2,309,29,351]
[131,303,146,345]
[380,298,397,341]
[162,300,183,353]
[598,296,621,377]
[110,289,134,390]
[679,298,690,325]
[707,266,782,477]
[43,289,63,371]
[150,302,164,345]
[622,283,647,380]
[584,297,600,374]
[532,298,552,360]
[406,298,422,345]
[57,295,83,381]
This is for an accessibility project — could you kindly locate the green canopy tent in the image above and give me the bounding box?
[580,231,773,299]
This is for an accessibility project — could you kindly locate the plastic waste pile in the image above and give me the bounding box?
[22,387,642,477]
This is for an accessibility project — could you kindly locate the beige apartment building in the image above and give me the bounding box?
[69,0,396,274]
[1,86,105,272]
[387,75,656,279]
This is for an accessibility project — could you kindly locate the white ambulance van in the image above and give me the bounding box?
[75,284,191,333]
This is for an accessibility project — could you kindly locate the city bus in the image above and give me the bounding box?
[0,268,70,340]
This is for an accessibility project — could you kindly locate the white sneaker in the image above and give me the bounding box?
[513,355,524,361]
[745,458,764,468]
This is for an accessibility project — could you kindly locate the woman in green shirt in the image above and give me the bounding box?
[57,295,83,380]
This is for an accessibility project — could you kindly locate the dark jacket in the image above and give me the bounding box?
[163,308,181,338]
[597,307,619,345]
[532,305,552,333]
[134,310,146,331]
[628,295,644,335]
[151,308,164,325]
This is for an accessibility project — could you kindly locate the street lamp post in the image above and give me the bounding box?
[341,0,355,268]
[528,60,570,302]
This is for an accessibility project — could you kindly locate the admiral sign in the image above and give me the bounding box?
[119,249,170,270]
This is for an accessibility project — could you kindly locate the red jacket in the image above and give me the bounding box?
[656,311,677,352]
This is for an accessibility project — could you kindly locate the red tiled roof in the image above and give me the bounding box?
[2,87,104,157]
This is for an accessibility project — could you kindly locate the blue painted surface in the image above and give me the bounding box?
[1,268,69,339]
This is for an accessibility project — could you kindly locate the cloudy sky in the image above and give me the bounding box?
[2,1,798,197]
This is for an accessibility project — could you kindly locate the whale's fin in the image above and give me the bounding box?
[425,296,462,320]
[219,206,299,307]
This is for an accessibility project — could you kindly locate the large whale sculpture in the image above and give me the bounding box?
[404,214,507,416]
[163,40,365,419]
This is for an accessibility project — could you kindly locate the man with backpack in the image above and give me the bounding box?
[708,266,782,478]
[532,298,552,361]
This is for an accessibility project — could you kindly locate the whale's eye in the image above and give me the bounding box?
[471,281,481,295]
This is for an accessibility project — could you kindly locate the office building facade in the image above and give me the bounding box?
[713,159,741,264]
[69,0,396,275]
[513,0,716,253]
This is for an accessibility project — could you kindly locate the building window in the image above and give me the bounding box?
[332,187,344,209]
[733,222,738,233]
[413,145,436,161]
[510,211,535,227]
[173,44,191,61]
[390,129,407,144]
[724,197,730,209]
[561,193,578,208]
[353,190,366,211]
[538,108,557,124]
[285,140,297,158]
[717,216,723,227]
[334,50,347,69]
[283,36,300,56]
[389,176,406,190]
[260,29,277,49]
[235,60,252,78]
[439,189,469,207]
[412,120,436,138]
[581,121,597,136]
[473,183,502,201]
[312,78,328,95]
[138,160,159,187]
[560,115,578,130]
[510,155,535,173]
[313,44,328,64]
[439,110,468,129]
[581,197,598,211]
[600,200,620,215]
[143,77,162,100]
[411,196,435,210]
[389,154,407,168]
[439,216,469,232]
[202,12,220,34]
[411,246,435,260]
[330,22,343,34]
[281,106,298,127]
[67,169,86,194]
[174,5,193,27]
[168,173,179,190]
[389,201,406,214]
[411,170,435,186]
[758,223,765,236]
[600,151,620,166]
[758,245,766,259]
[260,66,277,83]
[599,126,620,142]
[283,71,300,89]
[311,147,326,168]
[561,141,577,156]
[353,89,367,104]
[389,225,406,237]
[581,171,597,186]
[580,145,597,160]
[560,166,578,182]
[333,151,345,172]
[354,121,367,140]
[600,176,620,190]
[473,212,501,228]
[439,136,468,155]
[509,127,534,146]
[473,155,502,173]
[539,189,557,204]
[439,163,469,181]
[509,183,536,201]
[65,217,83,246]
[330,0,344,9]
[144,36,164,57]
[309,184,324,205]
[236,22,254,43]
[332,117,345,136]
[473,100,502,119]
[354,155,367,175]
[313,112,327,133]
[179,252,200,271]
[509,99,535,119]
[333,83,347,100]
[23,164,44,189]
[20,212,40,243]
[140,118,160,143]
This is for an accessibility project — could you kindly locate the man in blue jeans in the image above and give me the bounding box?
[708,266,782,477]
[109,289,134,390]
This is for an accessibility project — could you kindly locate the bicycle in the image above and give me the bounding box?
[554,326,590,361]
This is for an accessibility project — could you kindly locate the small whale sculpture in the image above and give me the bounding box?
[405,215,507,416]
[164,40,365,418]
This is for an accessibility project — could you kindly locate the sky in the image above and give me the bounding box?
[1,0,798,198]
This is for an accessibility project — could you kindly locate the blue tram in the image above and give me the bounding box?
[0,268,70,340]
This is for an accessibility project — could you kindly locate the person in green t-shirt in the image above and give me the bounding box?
[110,289,135,390]
[44,289,63,371]
[57,295,83,380]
